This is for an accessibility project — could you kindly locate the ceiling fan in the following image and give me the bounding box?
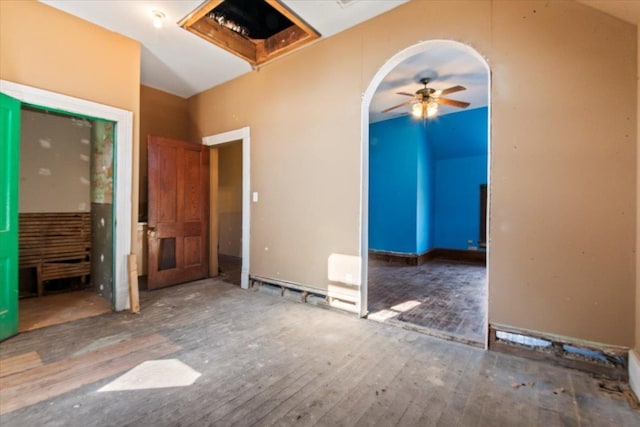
[382,78,470,119]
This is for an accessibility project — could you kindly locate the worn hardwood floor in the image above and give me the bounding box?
[18,289,112,332]
[368,258,487,345]
[0,278,637,426]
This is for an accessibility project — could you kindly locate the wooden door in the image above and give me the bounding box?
[0,93,20,340]
[147,136,209,289]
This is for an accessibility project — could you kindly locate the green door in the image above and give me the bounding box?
[0,93,20,341]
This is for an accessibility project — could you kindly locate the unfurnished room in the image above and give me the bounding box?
[1,1,640,425]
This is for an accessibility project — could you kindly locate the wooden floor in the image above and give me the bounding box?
[18,289,112,332]
[368,258,486,345]
[1,278,638,426]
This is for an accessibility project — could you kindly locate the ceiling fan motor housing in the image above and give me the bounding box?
[416,87,435,101]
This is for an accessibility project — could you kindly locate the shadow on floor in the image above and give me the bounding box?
[367,257,487,345]
[218,254,242,286]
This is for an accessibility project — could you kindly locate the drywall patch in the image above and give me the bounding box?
[20,108,92,213]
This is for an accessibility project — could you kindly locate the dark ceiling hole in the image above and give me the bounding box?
[210,0,293,39]
[180,0,319,66]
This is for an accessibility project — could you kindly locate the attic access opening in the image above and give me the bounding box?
[179,0,320,67]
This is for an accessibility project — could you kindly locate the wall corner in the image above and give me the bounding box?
[630,349,640,400]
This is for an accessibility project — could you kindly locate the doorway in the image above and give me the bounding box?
[215,142,243,286]
[17,106,115,331]
[203,127,251,289]
[0,80,133,341]
[359,40,491,347]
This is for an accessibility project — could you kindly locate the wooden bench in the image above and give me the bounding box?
[19,212,91,296]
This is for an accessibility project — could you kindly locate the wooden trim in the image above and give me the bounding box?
[368,250,424,266]
[179,0,319,67]
[489,324,628,380]
[127,254,140,313]
[427,248,486,264]
[190,18,257,65]
[177,0,223,28]
[257,26,310,64]
[369,248,486,265]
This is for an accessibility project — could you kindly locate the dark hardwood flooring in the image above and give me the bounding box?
[0,278,638,426]
[368,258,487,345]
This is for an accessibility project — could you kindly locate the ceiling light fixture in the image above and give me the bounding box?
[426,101,439,117]
[152,10,166,29]
[411,102,423,118]
[411,100,439,119]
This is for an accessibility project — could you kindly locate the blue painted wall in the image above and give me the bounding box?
[427,108,488,250]
[369,116,423,253]
[426,107,489,160]
[369,107,488,254]
[433,155,488,249]
[416,127,434,254]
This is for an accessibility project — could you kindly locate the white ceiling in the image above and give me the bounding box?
[369,43,489,123]
[40,0,408,98]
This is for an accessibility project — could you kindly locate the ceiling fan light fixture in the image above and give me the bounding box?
[426,101,439,117]
[411,102,423,118]
[152,10,166,29]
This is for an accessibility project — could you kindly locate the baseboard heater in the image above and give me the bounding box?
[249,275,358,314]
[489,323,628,380]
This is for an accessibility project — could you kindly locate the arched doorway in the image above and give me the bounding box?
[359,40,491,347]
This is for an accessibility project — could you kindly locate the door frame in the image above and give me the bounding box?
[1,80,133,311]
[203,127,251,289]
[359,40,491,348]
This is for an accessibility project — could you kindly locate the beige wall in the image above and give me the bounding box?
[218,143,243,257]
[0,0,141,245]
[20,109,91,213]
[190,0,637,346]
[637,20,640,356]
[139,85,190,217]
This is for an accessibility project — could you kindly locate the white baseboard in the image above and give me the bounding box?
[630,350,640,398]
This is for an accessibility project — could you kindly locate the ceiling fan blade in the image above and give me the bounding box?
[439,85,466,95]
[396,92,416,97]
[381,100,414,113]
[437,98,470,108]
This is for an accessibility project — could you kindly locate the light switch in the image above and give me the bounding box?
[252,191,259,202]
